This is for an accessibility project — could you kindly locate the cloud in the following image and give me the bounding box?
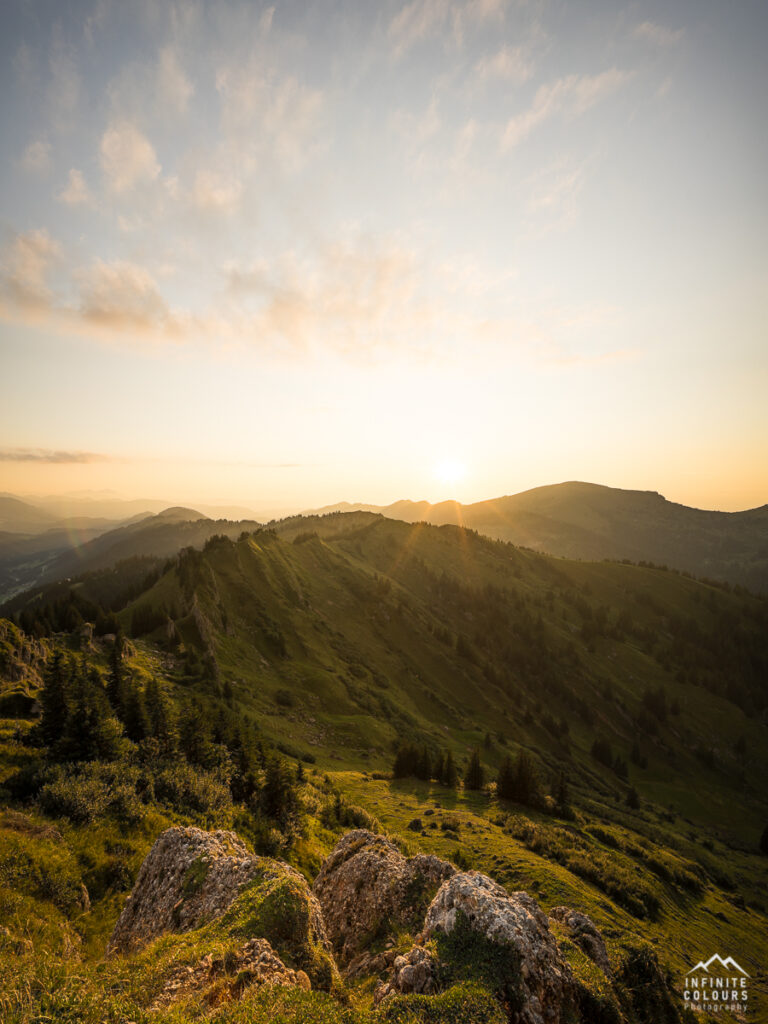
[100,121,161,192]
[57,169,92,206]
[215,62,323,172]
[157,46,193,112]
[48,39,81,118]
[476,45,534,84]
[389,0,507,55]
[226,238,437,357]
[191,170,242,212]
[0,229,60,309]
[0,448,109,464]
[502,69,631,148]
[76,260,173,334]
[633,21,684,47]
[20,140,52,174]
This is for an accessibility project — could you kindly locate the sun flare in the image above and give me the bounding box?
[433,458,467,488]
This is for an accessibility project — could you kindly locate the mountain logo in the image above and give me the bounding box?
[683,952,750,1012]
[687,954,749,976]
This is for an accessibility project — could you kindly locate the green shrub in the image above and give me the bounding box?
[381,981,506,1023]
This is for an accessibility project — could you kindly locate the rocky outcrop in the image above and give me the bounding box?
[549,906,612,976]
[153,937,311,1009]
[109,826,339,992]
[373,945,440,1004]
[108,827,260,955]
[312,829,455,962]
[422,871,575,1024]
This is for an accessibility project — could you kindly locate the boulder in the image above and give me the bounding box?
[422,871,574,1024]
[313,829,455,962]
[374,945,440,1004]
[108,827,259,955]
[549,906,612,976]
[108,826,337,991]
[153,937,311,1009]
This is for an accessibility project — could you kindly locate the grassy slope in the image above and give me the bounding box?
[1,513,767,1020]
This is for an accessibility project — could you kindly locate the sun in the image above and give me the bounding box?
[433,458,467,488]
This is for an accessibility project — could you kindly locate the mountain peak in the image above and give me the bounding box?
[153,507,208,522]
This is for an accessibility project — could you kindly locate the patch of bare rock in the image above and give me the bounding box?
[153,937,311,1009]
[312,829,456,962]
[108,827,259,955]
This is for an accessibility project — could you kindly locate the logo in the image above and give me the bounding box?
[683,954,750,1014]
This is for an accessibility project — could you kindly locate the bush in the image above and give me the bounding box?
[382,981,506,1023]
[37,763,144,824]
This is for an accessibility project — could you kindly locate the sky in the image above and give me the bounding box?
[0,0,766,515]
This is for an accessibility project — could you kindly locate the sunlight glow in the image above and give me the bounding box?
[433,458,467,488]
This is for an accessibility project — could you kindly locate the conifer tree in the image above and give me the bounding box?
[511,750,539,806]
[496,754,515,800]
[38,649,70,749]
[464,749,485,791]
[106,630,126,712]
[144,677,175,756]
[260,756,301,829]
[554,770,570,812]
[443,750,459,789]
[122,679,150,743]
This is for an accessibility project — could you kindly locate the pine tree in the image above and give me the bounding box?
[464,749,485,791]
[443,750,458,789]
[626,786,641,810]
[144,677,175,756]
[496,755,514,800]
[106,631,126,712]
[122,679,150,743]
[511,750,539,806]
[415,745,432,781]
[554,770,570,812]
[260,756,301,829]
[57,661,120,762]
[38,649,70,749]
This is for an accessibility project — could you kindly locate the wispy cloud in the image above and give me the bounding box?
[57,168,92,206]
[389,0,507,55]
[502,69,631,149]
[0,448,109,463]
[76,260,174,335]
[157,46,194,113]
[633,21,684,47]
[0,229,60,310]
[475,45,534,84]
[100,121,161,192]
[20,140,52,175]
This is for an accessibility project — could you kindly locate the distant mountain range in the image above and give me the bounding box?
[2,481,766,605]
[0,502,261,604]
[306,482,768,592]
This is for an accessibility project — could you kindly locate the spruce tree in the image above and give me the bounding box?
[496,755,514,800]
[38,649,70,749]
[443,750,459,789]
[106,630,126,712]
[511,750,539,806]
[260,756,301,829]
[122,680,150,743]
[464,749,485,791]
[144,677,175,756]
[554,770,570,812]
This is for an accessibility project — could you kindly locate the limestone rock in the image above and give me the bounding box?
[422,871,574,1024]
[549,906,612,976]
[313,829,455,962]
[153,937,311,1009]
[108,827,261,955]
[373,945,440,1004]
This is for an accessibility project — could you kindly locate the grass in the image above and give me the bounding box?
[1,513,767,1021]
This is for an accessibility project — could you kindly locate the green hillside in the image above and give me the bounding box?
[311,483,768,592]
[1,513,767,1021]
